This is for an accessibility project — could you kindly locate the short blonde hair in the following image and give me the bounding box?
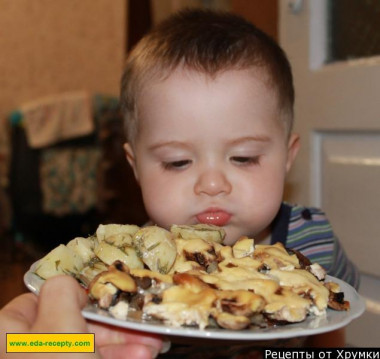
[120,8,294,144]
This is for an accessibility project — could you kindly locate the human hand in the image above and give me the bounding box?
[0,275,165,359]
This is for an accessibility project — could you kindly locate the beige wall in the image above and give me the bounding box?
[0,0,126,230]
[150,0,277,40]
[151,0,231,25]
[0,0,126,120]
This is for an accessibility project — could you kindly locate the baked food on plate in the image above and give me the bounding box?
[33,223,350,330]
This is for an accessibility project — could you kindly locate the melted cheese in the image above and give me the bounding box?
[144,285,217,329]
[269,269,329,310]
[253,243,300,269]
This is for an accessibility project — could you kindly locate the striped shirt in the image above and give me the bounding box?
[271,202,360,290]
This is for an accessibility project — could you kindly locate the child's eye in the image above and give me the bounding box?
[162,160,192,170]
[230,156,261,166]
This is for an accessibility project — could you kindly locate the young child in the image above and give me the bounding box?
[1,9,359,358]
[120,8,359,289]
[119,9,359,356]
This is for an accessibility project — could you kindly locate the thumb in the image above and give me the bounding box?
[34,275,89,333]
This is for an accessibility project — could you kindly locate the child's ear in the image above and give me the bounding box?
[124,143,139,182]
[286,133,300,173]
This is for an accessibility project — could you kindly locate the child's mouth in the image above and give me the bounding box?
[196,209,231,226]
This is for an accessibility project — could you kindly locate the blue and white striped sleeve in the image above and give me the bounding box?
[286,205,360,290]
[325,235,360,290]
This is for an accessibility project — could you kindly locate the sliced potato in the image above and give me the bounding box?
[79,261,109,286]
[134,226,176,274]
[94,241,143,269]
[67,236,96,263]
[34,244,84,279]
[170,224,225,243]
[96,224,140,247]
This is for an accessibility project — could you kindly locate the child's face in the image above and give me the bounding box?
[125,68,299,245]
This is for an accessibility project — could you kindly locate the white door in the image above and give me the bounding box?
[280,0,380,347]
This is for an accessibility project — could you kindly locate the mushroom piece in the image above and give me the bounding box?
[325,282,349,311]
[89,261,137,309]
[130,268,173,290]
[286,247,311,268]
[176,237,217,269]
[327,291,350,311]
[216,289,265,317]
[214,312,251,330]
[130,268,173,284]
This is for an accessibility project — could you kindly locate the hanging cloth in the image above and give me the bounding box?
[20,91,94,149]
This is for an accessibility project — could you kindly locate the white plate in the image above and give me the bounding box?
[24,263,365,341]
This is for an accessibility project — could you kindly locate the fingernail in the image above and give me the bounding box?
[147,345,159,359]
[160,339,171,354]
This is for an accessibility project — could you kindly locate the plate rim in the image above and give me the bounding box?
[24,262,366,341]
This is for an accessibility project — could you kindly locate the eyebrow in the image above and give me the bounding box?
[148,141,192,151]
[148,136,271,151]
[228,135,271,146]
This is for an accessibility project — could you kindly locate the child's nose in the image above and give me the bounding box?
[194,168,232,196]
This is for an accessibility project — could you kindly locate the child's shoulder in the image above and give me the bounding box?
[282,202,334,237]
[283,202,328,220]
[275,202,333,236]
[279,202,336,264]
[280,203,360,289]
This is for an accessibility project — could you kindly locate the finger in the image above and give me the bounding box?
[88,321,163,351]
[34,275,88,332]
[98,343,159,359]
[0,293,39,330]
